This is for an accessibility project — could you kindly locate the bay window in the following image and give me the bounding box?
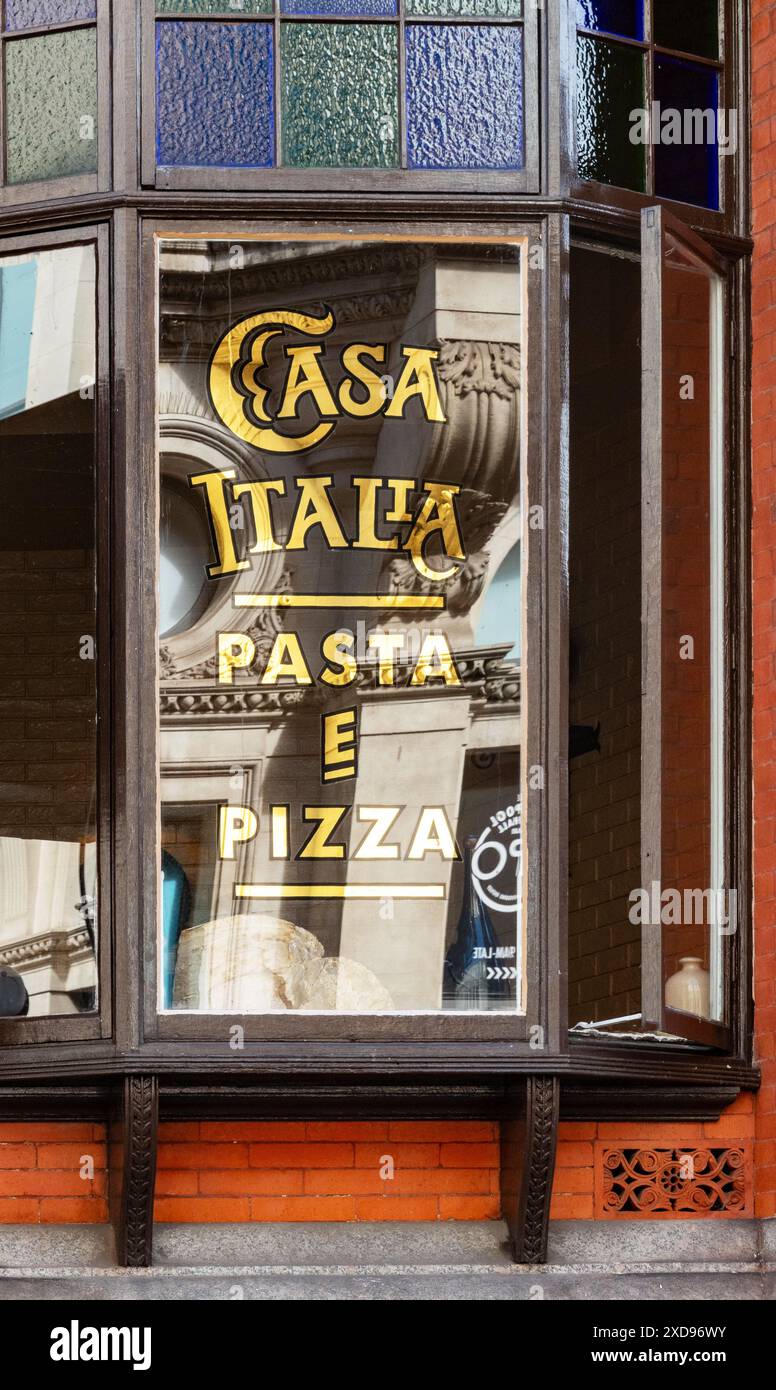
[0,0,755,1266]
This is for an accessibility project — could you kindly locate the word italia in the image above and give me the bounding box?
[191,472,464,583]
[208,307,446,453]
[219,628,460,688]
[220,803,460,862]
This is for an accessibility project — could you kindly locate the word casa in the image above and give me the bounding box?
[218,628,461,688]
[220,804,459,862]
[190,472,465,584]
[207,306,446,454]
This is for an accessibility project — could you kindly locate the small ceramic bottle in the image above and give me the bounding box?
[665,957,710,1019]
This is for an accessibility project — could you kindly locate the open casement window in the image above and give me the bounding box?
[640,205,730,1050]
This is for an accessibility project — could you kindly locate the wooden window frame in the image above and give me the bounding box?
[137,212,564,1057]
[568,0,744,239]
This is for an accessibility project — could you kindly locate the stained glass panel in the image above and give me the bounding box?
[407,0,522,15]
[280,0,397,13]
[576,0,643,40]
[281,24,398,167]
[156,1,273,13]
[654,57,719,209]
[576,34,645,190]
[653,0,719,62]
[406,24,523,170]
[5,0,96,28]
[156,21,274,168]
[5,29,98,184]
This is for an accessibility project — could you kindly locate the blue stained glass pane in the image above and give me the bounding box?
[281,0,396,12]
[406,25,523,170]
[156,21,274,168]
[576,0,643,40]
[5,0,96,26]
[654,57,720,210]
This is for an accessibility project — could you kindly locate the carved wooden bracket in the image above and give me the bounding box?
[109,1076,158,1268]
[500,1075,560,1264]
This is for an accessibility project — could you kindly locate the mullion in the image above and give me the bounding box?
[398,0,406,169]
[274,0,281,169]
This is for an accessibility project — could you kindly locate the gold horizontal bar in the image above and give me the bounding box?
[236,884,445,901]
[234,593,446,610]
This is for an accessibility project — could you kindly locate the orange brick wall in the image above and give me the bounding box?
[154,1122,500,1223]
[0,1123,107,1224]
[752,0,776,1221]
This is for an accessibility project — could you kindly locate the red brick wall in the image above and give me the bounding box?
[154,1122,500,1223]
[752,0,776,1221]
[0,1123,106,1223]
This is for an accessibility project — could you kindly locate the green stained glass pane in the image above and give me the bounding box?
[281,23,398,167]
[407,0,521,14]
[156,1,272,12]
[5,30,97,185]
[576,33,645,191]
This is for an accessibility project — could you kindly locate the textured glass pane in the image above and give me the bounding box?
[0,244,99,1019]
[281,0,396,13]
[654,0,719,61]
[281,24,398,167]
[406,25,523,170]
[408,0,521,15]
[576,0,642,40]
[156,1,272,14]
[576,34,645,190]
[5,30,97,184]
[5,0,96,28]
[654,58,719,209]
[156,21,274,167]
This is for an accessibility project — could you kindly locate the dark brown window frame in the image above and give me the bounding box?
[568,0,744,237]
[139,213,560,1053]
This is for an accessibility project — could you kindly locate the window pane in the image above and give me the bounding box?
[406,25,523,170]
[281,24,398,167]
[280,0,397,13]
[156,1,272,12]
[576,34,645,190]
[654,57,720,210]
[156,20,274,168]
[5,30,97,184]
[408,0,522,15]
[156,237,524,1015]
[0,246,98,1019]
[576,0,643,41]
[569,245,642,1029]
[5,0,96,27]
[656,239,725,1024]
[653,0,719,61]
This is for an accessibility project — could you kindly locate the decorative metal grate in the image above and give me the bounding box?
[598,1146,750,1218]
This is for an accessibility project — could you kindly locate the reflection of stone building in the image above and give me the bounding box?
[158,240,522,1012]
[0,246,98,1017]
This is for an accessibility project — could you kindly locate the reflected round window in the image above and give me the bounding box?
[159,478,212,638]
